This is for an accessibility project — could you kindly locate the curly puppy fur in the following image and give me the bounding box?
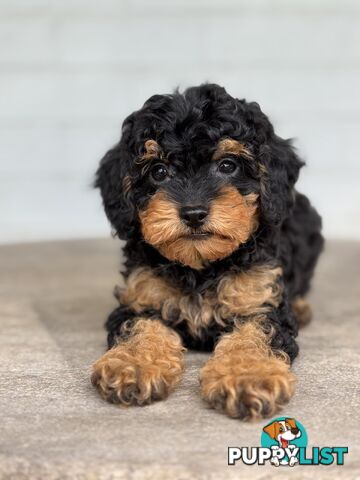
[93,83,324,420]
[92,319,185,405]
[200,318,296,420]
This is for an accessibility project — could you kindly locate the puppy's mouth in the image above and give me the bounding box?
[183,231,230,241]
[184,232,213,240]
[280,438,289,449]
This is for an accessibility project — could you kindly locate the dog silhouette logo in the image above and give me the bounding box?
[261,417,307,466]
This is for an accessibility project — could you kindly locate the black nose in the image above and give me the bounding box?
[291,427,299,435]
[180,206,208,229]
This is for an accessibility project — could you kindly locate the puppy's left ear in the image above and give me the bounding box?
[95,117,137,240]
[259,135,304,227]
[285,418,297,429]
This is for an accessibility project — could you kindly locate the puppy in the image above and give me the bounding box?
[263,418,302,466]
[91,84,324,421]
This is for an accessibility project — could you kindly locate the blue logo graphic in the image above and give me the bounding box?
[261,416,308,466]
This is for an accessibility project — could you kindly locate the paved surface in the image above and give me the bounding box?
[0,239,359,479]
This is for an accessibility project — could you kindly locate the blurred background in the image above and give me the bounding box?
[1,0,359,243]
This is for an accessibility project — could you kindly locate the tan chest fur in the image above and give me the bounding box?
[118,266,283,337]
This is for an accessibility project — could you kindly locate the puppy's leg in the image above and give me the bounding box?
[92,318,185,405]
[292,296,312,327]
[200,318,296,421]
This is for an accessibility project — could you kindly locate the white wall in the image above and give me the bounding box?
[1,0,359,242]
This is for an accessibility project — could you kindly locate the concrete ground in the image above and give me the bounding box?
[0,239,359,480]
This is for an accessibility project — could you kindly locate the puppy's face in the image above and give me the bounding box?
[96,84,303,269]
[263,418,301,448]
[138,138,260,269]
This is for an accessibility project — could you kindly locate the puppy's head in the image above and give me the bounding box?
[263,418,301,448]
[96,84,303,269]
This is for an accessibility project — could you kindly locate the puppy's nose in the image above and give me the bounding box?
[180,205,208,228]
[291,427,299,435]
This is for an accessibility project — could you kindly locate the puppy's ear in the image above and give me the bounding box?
[95,118,136,240]
[263,422,276,439]
[244,101,303,227]
[259,134,304,227]
[285,418,297,429]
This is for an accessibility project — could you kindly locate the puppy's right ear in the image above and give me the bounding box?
[95,119,136,240]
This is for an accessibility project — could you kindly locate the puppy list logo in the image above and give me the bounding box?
[228,416,348,467]
[261,417,307,466]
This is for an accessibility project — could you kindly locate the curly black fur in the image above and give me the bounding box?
[96,83,324,362]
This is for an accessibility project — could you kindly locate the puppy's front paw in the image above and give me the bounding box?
[91,319,185,406]
[91,347,177,405]
[200,354,296,421]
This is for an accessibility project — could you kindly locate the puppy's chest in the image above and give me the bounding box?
[118,266,282,337]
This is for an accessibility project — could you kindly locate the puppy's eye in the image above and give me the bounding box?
[279,426,284,432]
[218,159,237,174]
[150,163,169,182]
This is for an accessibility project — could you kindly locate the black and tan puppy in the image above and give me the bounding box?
[91,84,323,421]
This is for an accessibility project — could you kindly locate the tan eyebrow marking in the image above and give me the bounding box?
[212,138,253,161]
[137,139,163,164]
